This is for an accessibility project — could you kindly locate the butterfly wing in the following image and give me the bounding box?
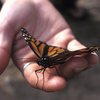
[46,45,66,57]
[49,46,100,65]
[21,28,67,58]
[21,28,49,58]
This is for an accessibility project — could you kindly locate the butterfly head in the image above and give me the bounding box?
[21,28,27,33]
[36,57,51,68]
[89,46,100,52]
[21,28,32,42]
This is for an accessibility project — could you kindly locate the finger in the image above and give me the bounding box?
[23,63,66,92]
[0,28,12,73]
[60,57,89,78]
[0,17,16,74]
[60,39,99,78]
[85,53,99,65]
[67,39,99,65]
[53,31,99,66]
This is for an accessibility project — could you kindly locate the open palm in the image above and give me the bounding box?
[0,0,98,91]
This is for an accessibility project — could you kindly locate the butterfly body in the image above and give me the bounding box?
[36,57,52,68]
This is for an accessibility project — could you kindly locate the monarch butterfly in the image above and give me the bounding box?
[21,28,100,88]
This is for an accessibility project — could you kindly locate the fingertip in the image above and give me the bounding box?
[43,76,67,92]
[85,53,99,65]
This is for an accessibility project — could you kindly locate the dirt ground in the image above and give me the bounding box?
[1,0,100,100]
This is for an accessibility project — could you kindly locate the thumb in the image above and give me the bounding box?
[0,2,19,74]
[0,1,18,74]
[0,23,15,74]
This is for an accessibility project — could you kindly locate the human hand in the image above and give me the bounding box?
[0,0,99,91]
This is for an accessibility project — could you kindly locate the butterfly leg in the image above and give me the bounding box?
[35,67,45,88]
[42,68,46,89]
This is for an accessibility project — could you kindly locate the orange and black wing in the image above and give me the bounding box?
[49,46,100,65]
[21,28,48,58]
[21,28,67,58]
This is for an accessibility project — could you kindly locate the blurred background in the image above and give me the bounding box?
[1,0,100,100]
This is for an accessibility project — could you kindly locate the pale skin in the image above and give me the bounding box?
[0,0,99,91]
